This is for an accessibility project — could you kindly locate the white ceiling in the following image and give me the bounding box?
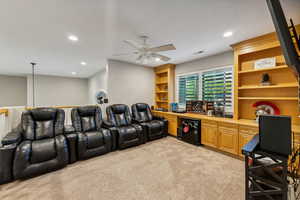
[0,0,299,78]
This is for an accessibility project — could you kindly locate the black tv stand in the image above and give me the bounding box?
[243,135,289,200]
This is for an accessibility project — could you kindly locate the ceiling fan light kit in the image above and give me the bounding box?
[113,35,176,64]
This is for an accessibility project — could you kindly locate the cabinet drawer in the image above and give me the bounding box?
[239,125,258,135]
[202,120,218,126]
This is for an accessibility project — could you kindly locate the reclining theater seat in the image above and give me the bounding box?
[132,103,168,141]
[2,108,69,180]
[71,106,112,160]
[106,104,145,149]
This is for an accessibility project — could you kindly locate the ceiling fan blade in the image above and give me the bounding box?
[136,54,143,61]
[124,40,142,50]
[112,52,139,56]
[154,53,171,62]
[148,44,176,52]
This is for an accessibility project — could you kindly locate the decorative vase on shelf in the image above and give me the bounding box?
[261,73,271,86]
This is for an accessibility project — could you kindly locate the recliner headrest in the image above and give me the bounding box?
[136,103,148,111]
[30,108,57,121]
[77,106,97,117]
[111,104,127,114]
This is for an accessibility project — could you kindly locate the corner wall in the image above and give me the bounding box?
[27,75,89,107]
[88,66,108,105]
[107,60,154,107]
[0,75,27,107]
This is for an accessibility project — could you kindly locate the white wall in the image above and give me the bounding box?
[88,67,108,104]
[0,114,7,143]
[0,75,27,107]
[176,51,234,75]
[27,75,89,107]
[107,60,154,107]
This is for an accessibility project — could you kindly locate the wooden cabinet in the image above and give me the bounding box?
[201,120,218,148]
[238,126,258,156]
[164,114,178,136]
[152,112,178,136]
[218,123,239,155]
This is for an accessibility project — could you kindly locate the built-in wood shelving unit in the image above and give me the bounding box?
[238,82,298,90]
[238,65,288,74]
[231,25,300,125]
[238,97,298,101]
[154,64,175,110]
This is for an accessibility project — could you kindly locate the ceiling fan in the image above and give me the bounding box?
[113,36,176,64]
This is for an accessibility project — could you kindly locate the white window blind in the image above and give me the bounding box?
[178,73,200,104]
[202,68,233,113]
[176,67,233,113]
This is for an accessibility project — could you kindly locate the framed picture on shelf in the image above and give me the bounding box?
[254,57,276,69]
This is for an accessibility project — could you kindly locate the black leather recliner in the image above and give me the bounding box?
[0,108,69,180]
[106,104,145,149]
[71,106,113,160]
[132,103,168,141]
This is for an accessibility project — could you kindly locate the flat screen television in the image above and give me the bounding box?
[266,0,300,75]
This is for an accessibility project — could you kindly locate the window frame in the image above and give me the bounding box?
[175,65,234,112]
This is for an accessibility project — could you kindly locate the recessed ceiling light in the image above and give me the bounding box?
[68,35,78,42]
[71,72,77,75]
[223,31,233,38]
[81,61,87,66]
[155,57,161,62]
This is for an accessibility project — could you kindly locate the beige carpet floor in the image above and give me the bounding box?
[0,137,245,200]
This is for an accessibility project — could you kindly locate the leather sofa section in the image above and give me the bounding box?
[132,103,168,141]
[1,108,69,180]
[71,106,112,160]
[106,104,145,149]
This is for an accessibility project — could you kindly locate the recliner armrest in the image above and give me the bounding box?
[2,125,22,146]
[132,119,144,124]
[0,143,17,184]
[101,121,117,150]
[102,119,114,128]
[64,125,75,134]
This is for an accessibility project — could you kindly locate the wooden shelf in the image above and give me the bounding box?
[156,100,168,103]
[238,83,298,90]
[156,81,168,85]
[238,97,298,101]
[156,71,168,75]
[156,91,168,93]
[238,65,288,74]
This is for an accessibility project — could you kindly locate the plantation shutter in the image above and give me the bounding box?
[178,74,199,104]
[202,68,233,113]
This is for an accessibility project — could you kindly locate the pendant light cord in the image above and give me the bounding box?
[30,62,36,108]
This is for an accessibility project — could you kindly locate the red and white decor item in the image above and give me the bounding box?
[252,101,280,122]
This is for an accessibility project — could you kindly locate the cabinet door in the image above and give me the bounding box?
[164,114,178,136]
[201,121,218,148]
[218,123,238,155]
